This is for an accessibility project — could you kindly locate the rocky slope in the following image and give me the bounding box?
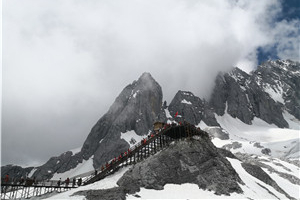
[116,138,243,195]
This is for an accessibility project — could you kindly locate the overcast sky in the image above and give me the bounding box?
[2,0,299,167]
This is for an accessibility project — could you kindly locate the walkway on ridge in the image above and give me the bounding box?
[82,122,209,185]
[1,123,209,199]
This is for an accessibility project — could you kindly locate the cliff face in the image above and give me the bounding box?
[167,90,219,126]
[83,72,163,168]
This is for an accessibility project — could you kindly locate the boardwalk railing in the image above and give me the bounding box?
[1,181,76,199]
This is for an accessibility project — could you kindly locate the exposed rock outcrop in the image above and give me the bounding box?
[167,90,219,126]
[117,138,244,196]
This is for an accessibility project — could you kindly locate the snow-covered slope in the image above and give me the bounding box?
[202,108,300,160]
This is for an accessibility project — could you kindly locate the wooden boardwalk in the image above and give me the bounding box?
[1,182,76,199]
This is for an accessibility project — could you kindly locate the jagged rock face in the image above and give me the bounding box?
[253,60,300,120]
[82,72,163,168]
[117,138,243,196]
[209,60,300,128]
[1,165,33,180]
[167,91,219,126]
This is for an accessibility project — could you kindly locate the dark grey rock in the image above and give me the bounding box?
[253,142,264,148]
[255,60,300,120]
[73,187,126,200]
[32,151,83,180]
[117,138,243,196]
[208,59,300,128]
[222,142,242,150]
[168,90,219,126]
[217,148,237,159]
[204,127,229,140]
[90,72,163,169]
[261,148,271,155]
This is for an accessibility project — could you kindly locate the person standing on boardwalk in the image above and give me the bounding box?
[65,177,70,187]
[72,178,76,187]
[77,178,82,186]
[4,174,9,183]
[57,178,61,187]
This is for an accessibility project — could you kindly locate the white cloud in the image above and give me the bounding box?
[2,0,299,166]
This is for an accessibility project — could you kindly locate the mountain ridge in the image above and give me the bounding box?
[2,60,299,193]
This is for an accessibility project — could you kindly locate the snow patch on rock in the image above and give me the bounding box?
[120,130,145,148]
[181,99,192,105]
[164,108,172,118]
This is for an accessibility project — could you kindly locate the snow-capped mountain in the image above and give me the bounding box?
[210,59,299,128]
[2,59,299,199]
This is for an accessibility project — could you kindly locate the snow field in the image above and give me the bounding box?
[127,183,242,199]
[51,157,94,180]
[207,111,300,160]
[215,112,298,143]
[44,167,130,199]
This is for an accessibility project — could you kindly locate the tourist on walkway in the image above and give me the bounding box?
[4,174,9,183]
[77,178,82,186]
[65,177,70,187]
[72,178,76,187]
[57,178,61,187]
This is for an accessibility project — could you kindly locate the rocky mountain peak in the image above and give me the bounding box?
[167,90,219,126]
[209,59,300,128]
[228,67,250,82]
[81,72,163,168]
[138,72,154,82]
